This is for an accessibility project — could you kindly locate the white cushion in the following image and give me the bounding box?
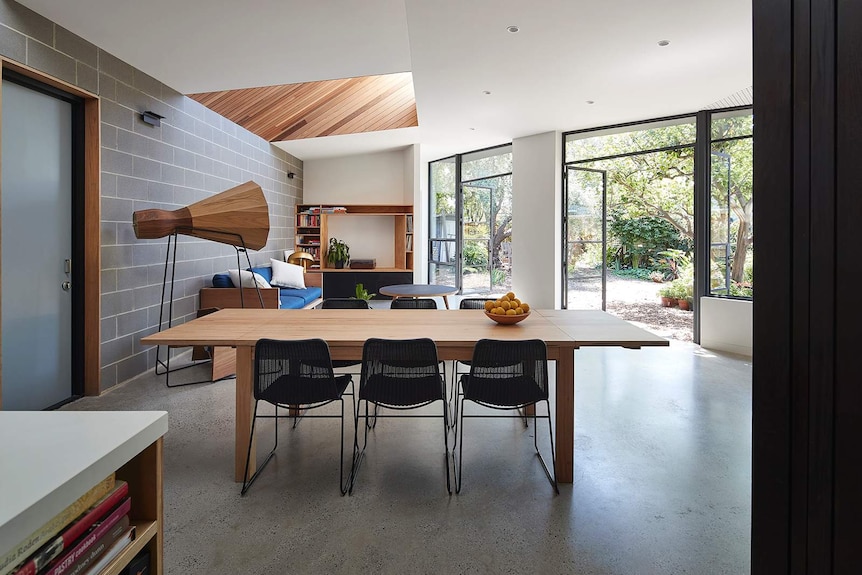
[270,258,306,289]
[283,249,295,262]
[227,269,271,289]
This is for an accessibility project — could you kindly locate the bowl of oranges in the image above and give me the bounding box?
[483,292,531,325]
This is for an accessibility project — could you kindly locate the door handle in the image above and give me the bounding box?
[61,281,71,291]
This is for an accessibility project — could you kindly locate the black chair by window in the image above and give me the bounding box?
[390,298,438,309]
[321,298,370,310]
[454,338,558,494]
[350,338,451,494]
[241,338,353,496]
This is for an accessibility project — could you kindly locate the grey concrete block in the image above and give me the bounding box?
[0,1,53,45]
[55,26,97,66]
[173,148,195,170]
[101,100,133,129]
[100,317,117,342]
[99,365,117,390]
[27,38,75,85]
[161,164,185,186]
[98,72,116,101]
[99,49,133,85]
[102,245,134,270]
[116,222,140,245]
[183,96,207,121]
[116,352,149,384]
[194,119,213,141]
[147,138,174,163]
[213,160,230,179]
[100,333,134,365]
[117,82,156,117]
[184,133,206,155]
[148,181,173,203]
[194,154,213,174]
[117,175,148,200]
[0,24,25,61]
[101,172,117,197]
[132,156,161,180]
[161,124,184,147]
[133,283,162,309]
[76,62,97,94]
[101,196,134,222]
[133,69,161,100]
[101,124,118,150]
[117,129,149,157]
[133,243,166,266]
[101,222,117,246]
[172,110,196,134]
[184,169,205,190]
[160,84,185,111]
[101,289,134,319]
[117,265,150,291]
[117,308,148,337]
[101,148,133,176]
[101,269,117,293]
[211,128,228,148]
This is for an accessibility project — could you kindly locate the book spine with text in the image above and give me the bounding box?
[65,517,130,575]
[0,475,116,575]
[41,498,131,575]
[79,527,135,575]
[13,481,129,575]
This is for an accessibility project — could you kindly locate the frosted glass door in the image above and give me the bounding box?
[1,79,73,410]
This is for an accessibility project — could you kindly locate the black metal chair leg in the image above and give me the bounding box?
[455,395,465,493]
[532,400,559,494]
[241,401,279,495]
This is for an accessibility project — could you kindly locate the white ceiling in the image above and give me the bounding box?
[18,0,752,162]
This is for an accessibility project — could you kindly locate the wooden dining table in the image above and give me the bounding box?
[140,308,667,483]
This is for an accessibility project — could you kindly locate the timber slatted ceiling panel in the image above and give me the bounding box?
[188,72,418,142]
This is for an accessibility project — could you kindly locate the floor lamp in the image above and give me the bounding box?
[133,181,270,387]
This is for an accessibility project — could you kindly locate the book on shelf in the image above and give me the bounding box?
[406,235,413,251]
[12,481,129,575]
[61,517,130,575]
[40,497,132,575]
[406,215,413,232]
[0,474,115,575]
[79,526,135,575]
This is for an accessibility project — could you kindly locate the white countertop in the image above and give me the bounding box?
[0,411,168,557]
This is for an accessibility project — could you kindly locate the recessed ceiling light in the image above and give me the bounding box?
[483,90,491,95]
[469,127,477,131]
[507,25,520,33]
[658,39,670,46]
[586,100,595,105]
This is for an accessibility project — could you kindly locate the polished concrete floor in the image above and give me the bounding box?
[63,341,751,574]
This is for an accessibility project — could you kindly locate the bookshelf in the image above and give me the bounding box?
[295,203,414,271]
[0,412,168,575]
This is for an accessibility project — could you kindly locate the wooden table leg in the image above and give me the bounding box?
[443,295,450,309]
[235,346,255,482]
[555,346,575,483]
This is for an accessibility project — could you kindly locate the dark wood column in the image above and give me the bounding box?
[752,0,862,572]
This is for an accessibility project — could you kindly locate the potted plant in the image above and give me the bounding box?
[354,283,375,301]
[326,237,350,268]
[658,284,675,307]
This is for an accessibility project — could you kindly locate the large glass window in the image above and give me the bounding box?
[428,145,512,294]
[709,110,753,298]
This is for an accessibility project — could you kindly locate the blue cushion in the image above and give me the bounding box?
[248,266,273,285]
[212,273,233,288]
[279,286,322,306]
[279,295,306,309]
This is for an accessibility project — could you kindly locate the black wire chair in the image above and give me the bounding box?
[241,338,354,496]
[350,338,451,494]
[390,298,438,309]
[454,338,558,494]
[449,298,497,426]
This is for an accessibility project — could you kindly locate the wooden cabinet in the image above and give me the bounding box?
[294,204,414,272]
[0,412,168,575]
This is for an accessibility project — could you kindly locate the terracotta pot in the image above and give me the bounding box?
[678,298,690,311]
[660,296,674,307]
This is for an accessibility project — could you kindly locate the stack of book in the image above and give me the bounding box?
[1,474,136,575]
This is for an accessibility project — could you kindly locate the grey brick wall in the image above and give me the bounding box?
[0,0,303,390]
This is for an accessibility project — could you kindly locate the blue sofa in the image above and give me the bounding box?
[210,266,322,309]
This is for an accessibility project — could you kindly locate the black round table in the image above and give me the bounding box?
[378,284,458,309]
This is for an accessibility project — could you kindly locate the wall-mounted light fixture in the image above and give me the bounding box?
[287,172,296,179]
[141,110,164,127]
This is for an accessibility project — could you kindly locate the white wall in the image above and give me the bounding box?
[512,131,562,309]
[700,297,753,356]
[304,149,408,204]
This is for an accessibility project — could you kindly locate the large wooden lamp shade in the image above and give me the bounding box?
[132,180,270,249]
[134,180,270,388]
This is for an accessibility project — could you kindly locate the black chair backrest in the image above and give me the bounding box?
[322,298,369,309]
[390,298,438,309]
[254,338,338,405]
[360,338,443,407]
[465,339,549,407]
[459,298,494,310]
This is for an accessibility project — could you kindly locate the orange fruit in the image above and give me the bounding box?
[494,307,506,315]
[506,291,515,299]
[500,301,511,311]
[515,307,524,315]
[521,302,530,312]
[506,309,516,315]
[512,298,521,308]
[484,300,494,311]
